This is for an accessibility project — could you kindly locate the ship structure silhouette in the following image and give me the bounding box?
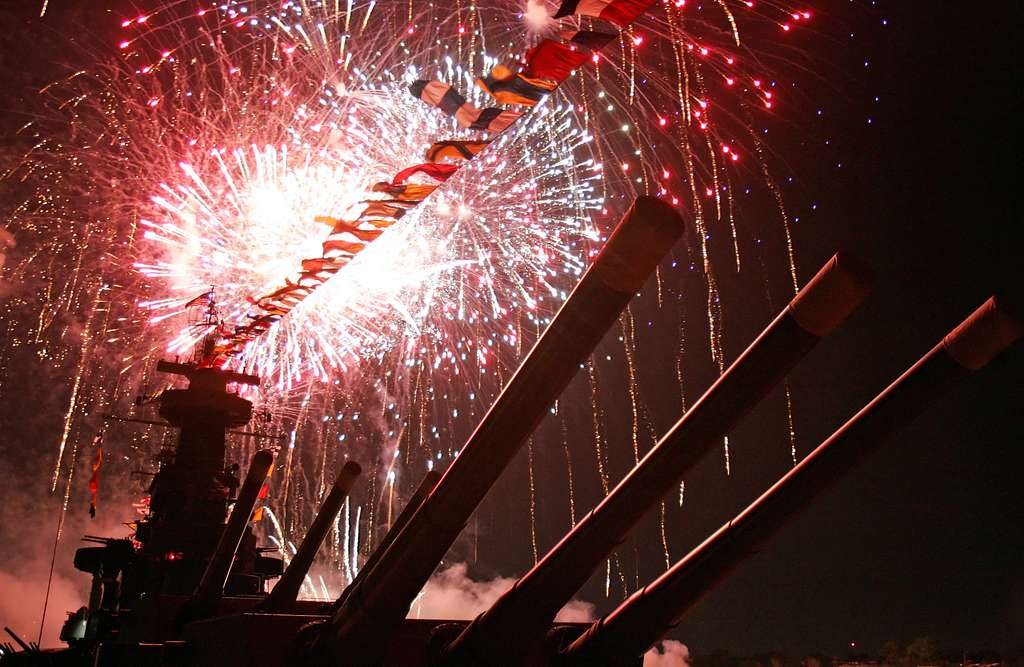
[1,198,1019,666]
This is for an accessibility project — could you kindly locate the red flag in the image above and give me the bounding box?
[371,183,438,202]
[254,467,272,521]
[323,239,367,255]
[184,290,214,309]
[359,202,407,220]
[314,216,387,241]
[258,282,310,303]
[409,80,523,132]
[552,0,654,26]
[559,30,618,51]
[391,163,460,184]
[425,140,491,162]
[255,302,291,316]
[476,64,557,106]
[522,40,589,83]
[88,433,103,518]
[302,257,348,273]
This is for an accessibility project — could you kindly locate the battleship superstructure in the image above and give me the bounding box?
[0,198,1019,666]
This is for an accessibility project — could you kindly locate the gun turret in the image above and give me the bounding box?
[332,470,441,612]
[190,450,274,615]
[312,196,686,664]
[439,253,875,664]
[264,461,362,611]
[561,295,1023,665]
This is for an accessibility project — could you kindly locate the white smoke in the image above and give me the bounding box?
[411,563,690,666]
[0,568,82,650]
[409,562,595,621]
[645,640,692,667]
[0,490,136,650]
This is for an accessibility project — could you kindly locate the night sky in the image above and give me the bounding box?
[0,0,1020,659]
[664,2,1022,657]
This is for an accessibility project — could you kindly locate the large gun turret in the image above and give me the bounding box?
[312,196,686,664]
[439,253,874,664]
[561,295,1022,665]
[190,449,274,615]
[264,461,362,612]
[332,470,441,612]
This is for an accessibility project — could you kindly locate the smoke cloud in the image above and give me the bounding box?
[409,562,595,622]
[0,568,82,649]
[644,640,692,667]
[412,563,689,664]
[0,486,135,648]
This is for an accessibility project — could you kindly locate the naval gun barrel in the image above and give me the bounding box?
[193,449,274,608]
[332,469,441,612]
[441,252,874,665]
[3,628,31,653]
[314,197,686,664]
[264,461,362,611]
[562,295,1022,666]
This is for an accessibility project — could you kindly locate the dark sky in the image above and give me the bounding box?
[0,0,1020,660]
[663,1,1023,658]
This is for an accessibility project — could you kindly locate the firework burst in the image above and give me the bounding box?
[1,0,823,602]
